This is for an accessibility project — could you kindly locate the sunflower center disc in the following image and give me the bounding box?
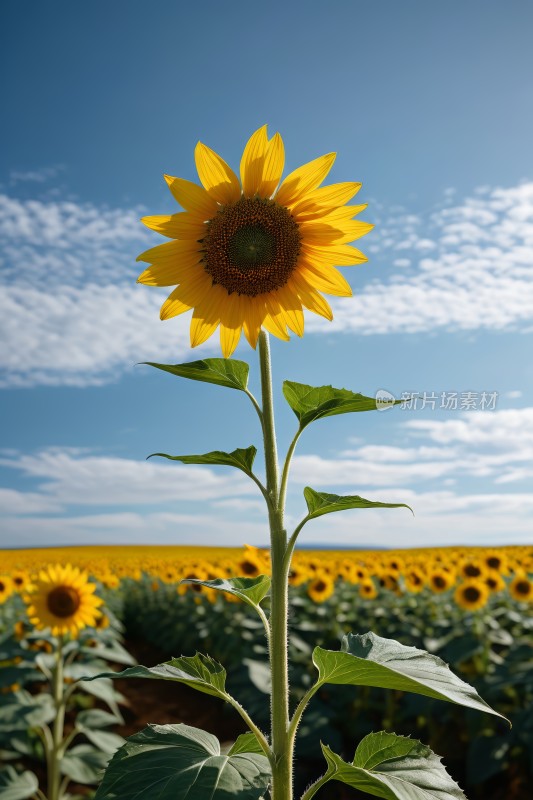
[228,225,276,268]
[47,586,81,617]
[203,197,301,297]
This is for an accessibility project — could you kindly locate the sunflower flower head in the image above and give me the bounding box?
[24,564,103,638]
[137,125,373,357]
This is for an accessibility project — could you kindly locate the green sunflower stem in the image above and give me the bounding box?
[47,636,66,800]
[258,331,292,800]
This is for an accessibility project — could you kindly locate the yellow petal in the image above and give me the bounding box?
[291,182,362,215]
[141,212,206,240]
[164,175,218,218]
[274,284,304,336]
[300,219,374,245]
[275,152,336,207]
[189,284,226,347]
[301,242,369,267]
[160,270,212,320]
[219,293,244,357]
[298,261,353,297]
[137,242,202,286]
[242,296,264,349]
[290,273,333,321]
[195,141,241,205]
[137,239,200,265]
[263,295,291,341]
[137,261,199,287]
[240,125,268,197]
[260,132,285,198]
[297,203,368,223]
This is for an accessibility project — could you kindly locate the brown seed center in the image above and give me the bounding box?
[464,586,481,603]
[47,586,81,618]
[202,197,301,297]
[515,580,530,596]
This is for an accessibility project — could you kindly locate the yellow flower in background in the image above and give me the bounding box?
[0,576,13,603]
[24,564,103,637]
[307,573,335,603]
[137,125,372,357]
[509,573,533,602]
[454,580,489,611]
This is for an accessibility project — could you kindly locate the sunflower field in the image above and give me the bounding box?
[0,543,532,800]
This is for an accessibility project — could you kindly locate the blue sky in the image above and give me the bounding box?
[1,0,533,549]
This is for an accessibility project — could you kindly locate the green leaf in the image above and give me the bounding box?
[76,709,125,729]
[181,576,271,610]
[313,631,508,722]
[303,488,413,519]
[321,731,467,799]
[0,767,39,800]
[0,691,55,732]
[283,381,391,428]
[80,641,136,666]
[82,729,126,755]
[144,358,249,391]
[94,723,271,800]
[149,446,257,475]
[228,733,265,757]
[61,744,110,785]
[83,653,228,700]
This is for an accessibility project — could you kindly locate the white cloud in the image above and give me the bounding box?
[2,181,533,387]
[0,448,258,509]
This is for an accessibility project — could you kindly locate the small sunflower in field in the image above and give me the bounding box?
[404,567,426,593]
[359,578,378,600]
[0,576,13,603]
[483,549,508,575]
[288,562,309,587]
[236,550,266,578]
[484,570,506,594]
[454,580,489,611]
[307,574,335,603]
[137,125,372,356]
[24,564,103,637]
[509,573,533,603]
[10,571,29,592]
[460,559,485,580]
[428,568,455,594]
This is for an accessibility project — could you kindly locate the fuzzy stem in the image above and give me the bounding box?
[258,331,292,800]
[47,637,66,800]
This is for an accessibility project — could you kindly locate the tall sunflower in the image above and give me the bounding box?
[25,564,103,637]
[137,126,373,357]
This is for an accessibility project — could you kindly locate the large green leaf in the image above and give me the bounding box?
[313,632,508,722]
[320,731,466,800]
[283,381,392,428]
[0,767,39,800]
[149,446,257,475]
[144,359,249,391]
[76,709,125,729]
[181,576,271,610]
[303,488,413,519]
[83,653,228,700]
[94,723,271,800]
[80,641,136,666]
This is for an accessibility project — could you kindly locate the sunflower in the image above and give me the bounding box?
[0,576,13,604]
[428,568,455,593]
[454,580,489,611]
[509,573,533,602]
[404,567,426,593]
[359,578,378,600]
[24,564,103,637]
[137,125,372,356]
[307,573,335,603]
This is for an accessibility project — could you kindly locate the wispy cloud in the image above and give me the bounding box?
[9,166,65,185]
[1,408,532,547]
[1,181,533,387]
